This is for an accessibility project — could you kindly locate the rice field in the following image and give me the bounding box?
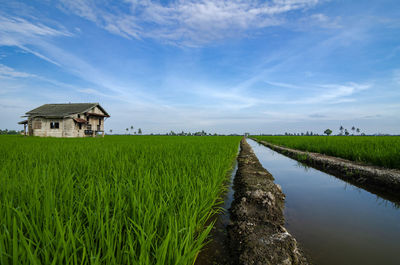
[0,135,240,265]
[252,136,400,169]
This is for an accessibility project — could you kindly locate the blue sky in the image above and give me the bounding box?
[0,0,399,134]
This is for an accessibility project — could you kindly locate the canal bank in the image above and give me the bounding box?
[247,139,400,265]
[227,138,308,264]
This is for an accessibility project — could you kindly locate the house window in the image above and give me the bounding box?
[99,118,101,126]
[78,114,81,118]
[87,124,92,130]
[33,121,42,129]
[79,123,82,130]
[50,122,59,129]
[86,115,89,121]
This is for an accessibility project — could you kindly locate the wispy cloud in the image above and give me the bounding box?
[0,15,71,45]
[0,15,71,39]
[59,0,321,46]
[0,12,169,110]
[301,13,342,29]
[295,82,371,104]
[0,64,36,79]
[0,14,72,65]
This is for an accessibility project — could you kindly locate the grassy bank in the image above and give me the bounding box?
[251,136,400,169]
[0,135,240,265]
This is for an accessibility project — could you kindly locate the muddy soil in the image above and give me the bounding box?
[253,138,400,202]
[227,138,308,265]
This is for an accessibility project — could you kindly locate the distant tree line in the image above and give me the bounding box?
[0,129,21,135]
[335,125,364,136]
[280,125,365,136]
[107,125,143,135]
[165,130,224,136]
[107,128,237,136]
[124,125,143,135]
[284,131,320,136]
[162,131,244,136]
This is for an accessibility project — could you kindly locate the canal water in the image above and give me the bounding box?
[247,139,400,265]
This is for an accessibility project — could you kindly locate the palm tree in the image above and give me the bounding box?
[126,128,129,135]
[356,128,360,134]
[339,125,344,135]
[109,129,112,134]
[351,126,355,135]
[130,125,134,135]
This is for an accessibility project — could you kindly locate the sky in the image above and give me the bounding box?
[0,0,399,135]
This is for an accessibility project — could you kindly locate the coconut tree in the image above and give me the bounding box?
[339,125,344,135]
[356,128,360,134]
[351,126,356,135]
[126,128,129,135]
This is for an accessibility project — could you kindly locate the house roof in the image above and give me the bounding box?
[25,103,110,118]
[73,118,88,124]
[87,112,109,117]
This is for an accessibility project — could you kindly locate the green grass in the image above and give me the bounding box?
[0,135,240,265]
[251,136,400,169]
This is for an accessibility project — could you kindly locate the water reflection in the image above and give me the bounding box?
[295,161,312,171]
[247,139,400,265]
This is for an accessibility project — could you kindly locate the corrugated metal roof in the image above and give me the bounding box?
[73,118,88,123]
[26,103,109,118]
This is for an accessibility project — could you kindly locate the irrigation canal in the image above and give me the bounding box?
[247,139,400,265]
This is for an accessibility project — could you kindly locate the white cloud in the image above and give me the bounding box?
[0,12,170,110]
[59,0,321,45]
[0,64,36,79]
[307,13,342,29]
[303,82,370,104]
[267,82,370,105]
[0,14,72,65]
[0,15,71,41]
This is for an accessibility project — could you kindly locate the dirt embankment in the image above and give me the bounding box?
[253,138,400,200]
[227,138,308,265]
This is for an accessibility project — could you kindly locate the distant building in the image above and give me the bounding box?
[19,103,110,137]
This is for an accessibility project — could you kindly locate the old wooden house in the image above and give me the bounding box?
[19,103,110,137]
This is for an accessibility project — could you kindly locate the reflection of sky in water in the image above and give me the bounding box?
[220,162,238,227]
[247,139,400,265]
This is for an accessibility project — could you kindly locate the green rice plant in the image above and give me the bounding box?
[252,136,400,169]
[0,135,240,265]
